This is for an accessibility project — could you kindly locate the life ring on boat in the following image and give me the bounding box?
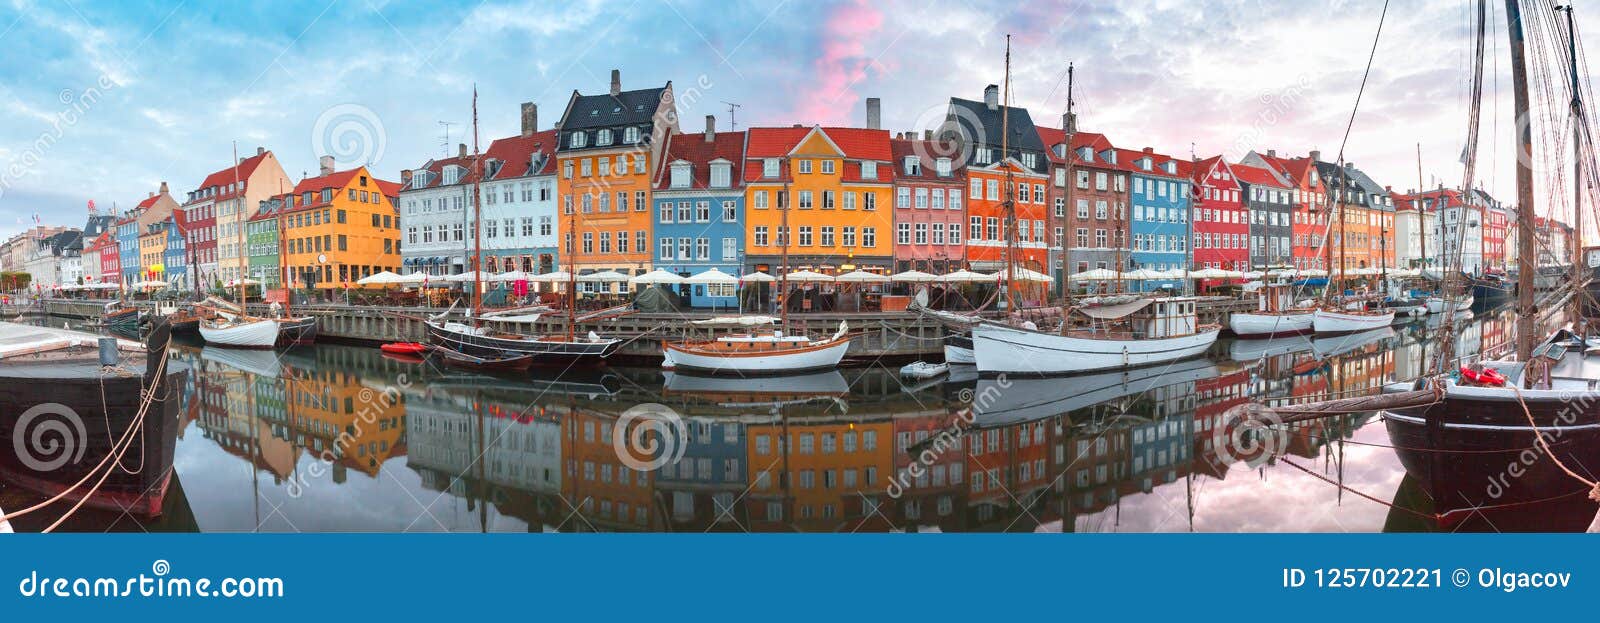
[1459,366,1506,387]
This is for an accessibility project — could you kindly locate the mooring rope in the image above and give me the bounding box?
[1510,383,1600,501]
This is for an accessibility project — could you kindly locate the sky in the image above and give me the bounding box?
[0,0,1596,241]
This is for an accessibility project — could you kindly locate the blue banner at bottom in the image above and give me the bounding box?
[0,534,1590,619]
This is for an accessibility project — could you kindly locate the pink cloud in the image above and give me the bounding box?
[789,0,884,125]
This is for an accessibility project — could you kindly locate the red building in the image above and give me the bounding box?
[86,231,119,285]
[889,138,968,274]
[1187,156,1249,276]
[964,154,1050,276]
[1482,199,1509,272]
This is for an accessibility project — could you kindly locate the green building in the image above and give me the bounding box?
[247,201,282,288]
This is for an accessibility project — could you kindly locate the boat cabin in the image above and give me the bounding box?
[1074,296,1200,339]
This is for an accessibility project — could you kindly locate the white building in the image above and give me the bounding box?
[1394,200,1437,269]
[399,146,474,276]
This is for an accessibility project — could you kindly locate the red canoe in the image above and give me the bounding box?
[380,342,428,355]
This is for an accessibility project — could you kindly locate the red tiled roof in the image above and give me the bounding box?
[888,138,966,183]
[1109,147,1186,178]
[654,130,746,190]
[273,168,396,213]
[134,193,162,210]
[743,126,893,183]
[1231,163,1290,188]
[187,151,272,204]
[484,129,560,179]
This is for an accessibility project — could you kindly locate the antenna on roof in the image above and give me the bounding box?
[721,102,742,131]
[438,120,457,157]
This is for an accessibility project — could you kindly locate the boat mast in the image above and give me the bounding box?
[1060,62,1075,303]
[471,86,483,319]
[566,152,578,343]
[1001,34,1017,309]
[1415,144,1426,273]
[1507,0,1537,362]
[232,141,247,314]
[1560,4,1585,325]
[275,178,290,318]
[780,155,790,332]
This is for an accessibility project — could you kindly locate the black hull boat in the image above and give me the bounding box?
[276,316,318,346]
[102,306,142,328]
[0,320,187,518]
[430,344,536,371]
[1472,275,1512,306]
[425,320,620,365]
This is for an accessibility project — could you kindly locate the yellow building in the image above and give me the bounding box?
[742,126,896,274]
[744,417,893,530]
[554,70,678,282]
[271,163,401,289]
[137,220,169,281]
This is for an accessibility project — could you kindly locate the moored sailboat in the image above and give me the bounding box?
[973,297,1220,375]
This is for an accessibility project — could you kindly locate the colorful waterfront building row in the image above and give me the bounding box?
[47,70,1548,296]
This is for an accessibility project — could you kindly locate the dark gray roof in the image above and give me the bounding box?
[82,214,115,238]
[561,87,667,130]
[946,97,1046,172]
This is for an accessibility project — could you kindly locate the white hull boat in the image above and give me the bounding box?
[900,361,950,379]
[662,333,852,375]
[1312,308,1396,334]
[1228,310,1314,337]
[943,334,976,364]
[1425,295,1475,314]
[971,322,1220,375]
[198,318,279,348]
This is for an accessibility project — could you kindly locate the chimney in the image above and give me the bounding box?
[257,146,265,156]
[983,85,999,110]
[520,102,538,136]
[610,69,621,96]
[1344,161,1355,170]
[401,169,412,185]
[865,97,881,130]
[1267,149,1276,158]
[704,115,716,142]
[1142,147,1153,154]
[1310,149,1322,162]
[158,181,168,194]
[319,155,335,176]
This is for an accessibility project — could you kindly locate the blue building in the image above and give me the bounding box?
[164,217,188,290]
[655,417,746,528]
[116,216,141,284]
[1123,148,1190,292]
[650,123,746,309]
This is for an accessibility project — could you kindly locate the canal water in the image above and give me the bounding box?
[5,304,1597,532]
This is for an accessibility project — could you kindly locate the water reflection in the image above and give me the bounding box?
[8,303,1593,532]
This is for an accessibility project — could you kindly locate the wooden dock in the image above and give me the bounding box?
[42,295,1259,361]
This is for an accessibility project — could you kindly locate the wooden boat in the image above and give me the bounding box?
[973,297,1220,375]
[275,315,318,345]
[662,323,853,375]
[1425,294,1475,314]
[431,343,536,371]
[1312,307,1395,334]
[1230,283,1314,337]
[943,334,976,364]
[199,316,279,348]
[101,304,142,327]
[900,360,950,379]
[380,342,428,355]
[426,320,621,363]
[0,320,185,517]
[164,305,212,333]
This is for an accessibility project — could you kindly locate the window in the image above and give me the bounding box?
[860,161,877,180]
[798,191,813,209]
[914,188,928,208]
[936,158,951,176]
[931,189,945,209]
[798,159,812,174]
[721,237,737,261]
[696,237,710,260]
[863,193,876,211]
[821,160,835,174]
[914,222,928,244]
[670,163,690,188]
[949,222,962,244]
[710,162,731,187]
[842,227,856,247]
[754,227,769,246]
[798,226,813,246]
[822,191,835,209]
[820,226,835,247]
[569,132,586,148]
[635,191,646,211]
[843,192,856,210]
[950,189,962,210]
[624,126,640,143]
[722,201,737,222]
[986,179,999,200]
[754,191,768,209]
[862,227,876,248]
[897,222,911,245]
[695,201,710,222]
[896,187,910,209]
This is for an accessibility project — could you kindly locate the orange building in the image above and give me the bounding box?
[562,408,655,530]
[964,158,1050,274]
[554,71,678,283]
[742,126,896,275]
[270,162,400,290]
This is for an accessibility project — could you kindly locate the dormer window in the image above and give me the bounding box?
[710,161,731,188]
[1077,146,1094,162]
[670,162,691,188]
[1021,153,1037,169]
[763,158,780,178]
[936,157,952,176]
[903,156,921,176]
[1163,162,1176,174]
[1104,150,1118,164]
[443,166,461,185]
[570,132,587,148]
[597,129,613,146]
[624,127,640,143]
[974,148,992,165]
[1138,157,1152,171]
[861,161,878,180]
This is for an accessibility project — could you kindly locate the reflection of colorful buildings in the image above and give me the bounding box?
[890,411,969,530]
[563,408,655,530]
[657,418,746,529]
[745,416,894,531]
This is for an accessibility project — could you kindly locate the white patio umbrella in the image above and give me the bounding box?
[783,270,834,282]
[131,280,169,289]
[1185,267,1231,279]
[738,271,776,282]
[529,271,572,283]
[1300,268,1329,277]
[443,271,490,283]
[1241,271,1265,279]
[686,268,739,284]
[224,278,261,287]
[357,270,401,285]
[889,270,939,283]
[491,270,536,282]
[1122,268,1163,281]
[630,269,686,285]
[936,269,994,283]
[994,267,1053,283]
[1069,268,1123,281]
[834,269,890,283]
[397,271,432,285]
[580,270,630,282]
